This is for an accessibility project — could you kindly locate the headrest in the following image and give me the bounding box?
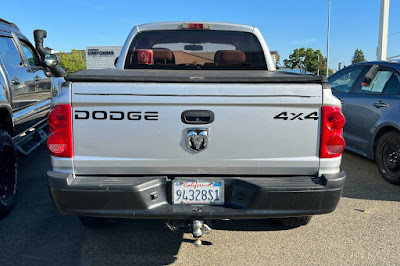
[214,50,246,66]
[153,49,174,62]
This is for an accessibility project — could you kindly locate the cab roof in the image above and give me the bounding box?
[0,18,28,41]
[350,60,400,71]
[136,22,255,33]
[0,18,20,31]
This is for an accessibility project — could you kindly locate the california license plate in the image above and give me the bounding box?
[172,180,224,205]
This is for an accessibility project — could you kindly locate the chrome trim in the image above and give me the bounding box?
[0,45,11,102]
[186,128,209,152]
[13,99,51,122]
[11,32,29,68]
[74,93,314,98]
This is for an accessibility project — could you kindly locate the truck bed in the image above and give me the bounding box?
[66,69,325,84]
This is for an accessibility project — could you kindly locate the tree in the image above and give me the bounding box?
[283,47,333,76]
[58,49,86,75]
[351,49,366,64]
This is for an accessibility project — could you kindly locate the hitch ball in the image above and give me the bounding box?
[192,220,204,238]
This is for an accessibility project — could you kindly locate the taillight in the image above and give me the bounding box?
[47,105,72,157]
[188,23,203,29]
[48,107,68,129]
[180,23,210,30]
[320,106,346,158]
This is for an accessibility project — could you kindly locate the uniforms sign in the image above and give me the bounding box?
[86,46,122,69]
[87,49,115,56]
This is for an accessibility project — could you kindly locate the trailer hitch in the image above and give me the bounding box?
[191,220,212,247]
[165,219,211,246]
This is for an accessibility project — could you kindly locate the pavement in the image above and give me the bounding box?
[1,144,400,265]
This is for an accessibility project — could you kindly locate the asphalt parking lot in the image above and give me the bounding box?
[1,144,400,265]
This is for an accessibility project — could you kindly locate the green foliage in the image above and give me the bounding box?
[58,50,86,74]
[351,49,366,64]
[283,47,333,76]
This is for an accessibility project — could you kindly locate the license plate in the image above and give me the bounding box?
[173,180,224,205]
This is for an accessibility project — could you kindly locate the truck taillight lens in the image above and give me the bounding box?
[48,107,68,129]
[180,23,210,30]
[188,23,203,29]
[47,105,72,158]
[320,106,346,158]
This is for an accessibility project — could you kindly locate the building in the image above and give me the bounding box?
[270,51,279,66]
[86,46,122,69]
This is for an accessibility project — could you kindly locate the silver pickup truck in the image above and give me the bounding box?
[47,22,346,242]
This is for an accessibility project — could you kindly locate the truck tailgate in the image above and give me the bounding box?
[71,82,322,176]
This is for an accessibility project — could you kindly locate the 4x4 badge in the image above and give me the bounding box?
[186,128,209,152]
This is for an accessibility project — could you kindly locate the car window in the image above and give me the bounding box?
[328,67,364,93]
[20,41,40,67]
[383,72,400,95]
[0,36,23,68]
[124,30,267,70]
[357,70,400,95]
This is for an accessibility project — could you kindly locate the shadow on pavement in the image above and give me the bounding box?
[5,145,400,265]
[341,151,400,202]
[79,219,183,265]
[0,145,182,266]
[211,219,290,232]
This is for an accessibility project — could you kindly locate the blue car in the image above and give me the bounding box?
[328,61,400,184]
[329,61,400,185]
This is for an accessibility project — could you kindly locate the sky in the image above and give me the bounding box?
[2,0,399,70]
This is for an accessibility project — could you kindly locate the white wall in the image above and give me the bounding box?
[86,46,122,69]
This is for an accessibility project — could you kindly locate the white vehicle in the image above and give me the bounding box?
[47,22,346,244]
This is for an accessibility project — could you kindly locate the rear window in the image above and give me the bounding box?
[124,30,267,70]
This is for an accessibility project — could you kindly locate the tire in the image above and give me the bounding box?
[375,130,400,185]
[277,216,312,228]
[0,130,17,218]
[79,216,119,227]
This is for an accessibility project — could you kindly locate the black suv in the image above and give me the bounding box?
[0,18,65,217]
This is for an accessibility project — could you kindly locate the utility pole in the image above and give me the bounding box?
[377,0,390,60]
[299,56,305,74]
[326,0,331,76]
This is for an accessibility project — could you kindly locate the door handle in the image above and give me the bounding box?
[11,77,20,85]
[181,110,215,124]
[34,76,41,82]
[373,101,387,108]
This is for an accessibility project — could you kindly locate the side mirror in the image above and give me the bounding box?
[45,54,60,67]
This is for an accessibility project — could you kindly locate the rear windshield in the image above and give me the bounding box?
[124,30,267,70]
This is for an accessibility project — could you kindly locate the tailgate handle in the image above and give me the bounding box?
[181,110,215,124]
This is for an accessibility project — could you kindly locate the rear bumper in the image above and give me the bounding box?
[48,172,346,219]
